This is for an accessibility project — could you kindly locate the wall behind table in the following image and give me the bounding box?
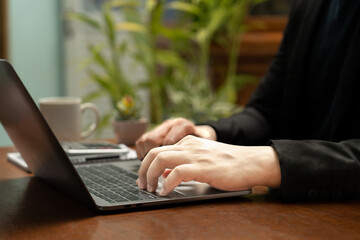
[0,0,63,146]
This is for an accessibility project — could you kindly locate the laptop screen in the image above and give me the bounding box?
[0,60,95,208]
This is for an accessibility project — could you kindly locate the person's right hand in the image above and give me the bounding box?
[135,118,217,159]
[136,135,281,195]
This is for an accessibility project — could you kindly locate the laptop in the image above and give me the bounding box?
[7,143,138,173]
[60,141,132,156]
[0,59,251,211]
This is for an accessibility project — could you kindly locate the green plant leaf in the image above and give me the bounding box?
[66,12,101,31]
[107,0,139,8]
[146,0,157,13]
[102,5,116,46]
[93,111,115,138]
[87,44,115,78]
[82,89,107,103]
[87,70,120,101]
[207,8,229,35]
[235,74,258,89]
[155,50,186,68]
[116,22,147,33]
[167,1,205,18]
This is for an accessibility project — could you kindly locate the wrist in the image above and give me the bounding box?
[262,146,281,188]
[194,125,217,141]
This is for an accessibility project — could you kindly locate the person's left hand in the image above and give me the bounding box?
[137,135,281,196]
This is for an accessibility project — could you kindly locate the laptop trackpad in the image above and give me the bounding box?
[170,181,226,196]
[116,161,222,196]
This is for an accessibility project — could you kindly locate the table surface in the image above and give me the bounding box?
[1,146,360,240]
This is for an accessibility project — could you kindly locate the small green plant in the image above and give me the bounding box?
[67,1,143,128]
[115,95,142,120]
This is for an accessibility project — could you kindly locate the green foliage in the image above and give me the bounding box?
[116,95,142,120]
[157,0,265,122]
[67,2,142,122]
[68,0,265,126]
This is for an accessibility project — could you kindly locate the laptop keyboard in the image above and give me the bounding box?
[76,164,160,203]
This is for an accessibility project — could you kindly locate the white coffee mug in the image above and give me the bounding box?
[39,97,100,141]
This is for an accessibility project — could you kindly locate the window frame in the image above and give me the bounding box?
[0,0,8,59]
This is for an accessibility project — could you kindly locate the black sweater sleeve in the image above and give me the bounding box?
[206,107,270,146]
[272,139,360,201]
[205,1,360,201]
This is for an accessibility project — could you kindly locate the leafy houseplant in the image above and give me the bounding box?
[162,0,265,122]
[118,0,265,123]
[69,0,265,131]
[68,3,147,144]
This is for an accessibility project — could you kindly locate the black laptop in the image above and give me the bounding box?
[0,59,251,211]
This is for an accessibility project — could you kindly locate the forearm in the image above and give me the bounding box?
[194,125,217,141]
[245,146,281,189]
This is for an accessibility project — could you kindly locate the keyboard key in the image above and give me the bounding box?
[76,164,161,204]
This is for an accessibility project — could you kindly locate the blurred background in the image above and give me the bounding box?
[0,0,291,146]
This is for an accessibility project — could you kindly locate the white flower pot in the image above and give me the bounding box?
[112,118,148,145]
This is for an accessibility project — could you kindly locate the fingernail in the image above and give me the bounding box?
[147,184,154,192]
[159,188,166,196]
[137,179,144,189]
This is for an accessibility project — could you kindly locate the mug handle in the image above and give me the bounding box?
[80,103,100,139]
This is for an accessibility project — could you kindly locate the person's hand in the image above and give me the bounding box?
[135,118,216,159]
[137,135,281,196]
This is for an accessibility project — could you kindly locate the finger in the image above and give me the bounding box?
[162,119,195,145]
[137,147,158,189]
[136,132,163,159]
[146,150,190,192]
[162,169,172,178]
[143,138,161,158]
[137,145,182,189]
[135,139,145,159]
[149,119,176,139]
[163,123,195,145]
[136,120,176,158]
[159,164,197,196]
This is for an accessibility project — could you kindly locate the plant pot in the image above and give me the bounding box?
[112,118,148,145]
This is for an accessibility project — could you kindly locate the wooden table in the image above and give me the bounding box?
[1,146,360,240]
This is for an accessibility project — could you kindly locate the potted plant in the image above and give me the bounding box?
[113,95,147,145]
[68,2,147,144]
